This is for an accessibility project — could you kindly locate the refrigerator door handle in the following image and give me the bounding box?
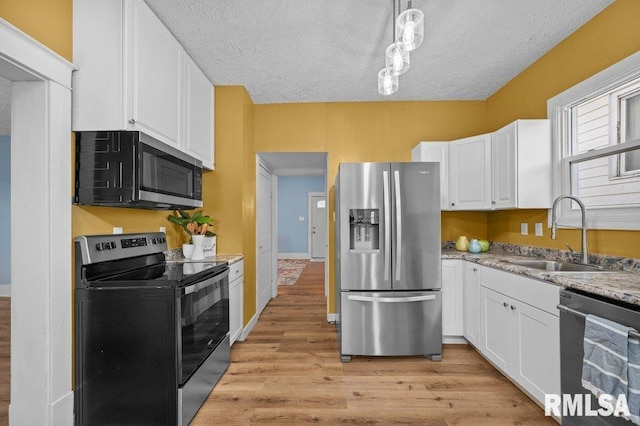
[347,294,436,303]
[383,170,391,281]
[393,170,402,282]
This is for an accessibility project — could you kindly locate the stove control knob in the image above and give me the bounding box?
[95,243,104,251]
[108,242,116,249]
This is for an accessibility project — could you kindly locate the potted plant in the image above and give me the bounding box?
[167,210,216,259]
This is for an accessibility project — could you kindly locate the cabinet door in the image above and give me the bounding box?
[449,134,492,210]
[411,142,449,210]
[480,286,512,373]
[441,260,463,337]
[184,55,214,169]
[491,122,517,209]
[463,262,480,347]
[512,301,560,403]
[128,0,183,147]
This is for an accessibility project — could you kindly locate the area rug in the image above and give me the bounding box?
[277,259,310,285]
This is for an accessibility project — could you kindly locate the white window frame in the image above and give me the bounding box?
[548,50,640,230]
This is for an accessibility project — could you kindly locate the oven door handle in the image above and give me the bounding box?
[181,269,229,295]
[557,304,640,339]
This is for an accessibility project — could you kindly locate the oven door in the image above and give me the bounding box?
[178,267,230,385]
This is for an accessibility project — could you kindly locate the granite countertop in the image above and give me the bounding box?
[443,246,640,306]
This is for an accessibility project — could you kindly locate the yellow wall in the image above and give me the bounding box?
[204,86,256,324]
[0,0,72,61]
[254,101,489,312]
[486,0,640,258]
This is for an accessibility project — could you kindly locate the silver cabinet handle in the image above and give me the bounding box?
[510,305,516,310]
[348,294,436,303]
[383,170,390,281]
[394,170,402,282]
[473,268,478,272]
[503,302,509,307]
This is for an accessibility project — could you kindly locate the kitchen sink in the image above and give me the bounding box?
[502,259,610,272]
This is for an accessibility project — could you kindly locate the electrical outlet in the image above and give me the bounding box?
[159,226,166,233]
[298,216,305,221]
[520,223,528,236]
[113,227,123,234]
[535,223,543,237]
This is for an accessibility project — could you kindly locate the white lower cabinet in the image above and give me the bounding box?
[479,267,560,405]
[229,259,244,345]
[441,259,464,339]
[463,262,481,347]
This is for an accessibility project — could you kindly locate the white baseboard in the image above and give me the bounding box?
[278,253,309,260]
[310,257,325,262]
[0,284,10,297]
[327,313,339,323]
[241,311,259,340]
[443,336,468,344]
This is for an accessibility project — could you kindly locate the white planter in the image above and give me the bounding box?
[203,235,217,257]
[191,235,205,260]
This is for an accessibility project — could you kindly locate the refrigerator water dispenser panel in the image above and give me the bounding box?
[349,209,379,251]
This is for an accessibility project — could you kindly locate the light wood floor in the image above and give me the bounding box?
[193,262,555,425]
[0,297,9,426]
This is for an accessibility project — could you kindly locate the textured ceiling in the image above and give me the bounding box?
[0,0,616,134]
[146,0,614,104]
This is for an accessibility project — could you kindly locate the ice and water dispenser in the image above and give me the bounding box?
[349,209,379,251]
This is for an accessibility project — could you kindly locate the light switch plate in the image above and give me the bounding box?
[298,216,305,221]
[520,223,528,235]
[535,223,543,237]
[159,226,166,233]
[113,226,123,234]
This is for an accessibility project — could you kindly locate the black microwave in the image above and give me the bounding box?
[75,131,203,210]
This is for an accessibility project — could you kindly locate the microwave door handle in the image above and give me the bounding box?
[394,170,402,282]
[383,171,390,281]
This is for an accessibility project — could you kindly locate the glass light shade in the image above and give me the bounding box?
[378,67,399,96]
[396,8,424,51]
[385,42,410,76]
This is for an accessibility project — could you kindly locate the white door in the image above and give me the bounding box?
[449,134,492,210]
[310,194,326,259]
[441,259,463,337]
[256,163,273,314]
[480,286,512,373]
[463,262,481,347]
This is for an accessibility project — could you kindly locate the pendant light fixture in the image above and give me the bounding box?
[378,68,399,96]
[396,0,424,51]
[378,0,424,96]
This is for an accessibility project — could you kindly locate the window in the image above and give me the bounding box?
[548,51,640,230]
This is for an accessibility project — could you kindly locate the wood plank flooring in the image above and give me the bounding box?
[193,262,555,425]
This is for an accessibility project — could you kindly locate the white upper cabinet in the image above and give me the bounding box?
[449,133,492,210]
[73,0,214,165]
[184,55,215,169]
[491,120,551,209]
[411,142,449,210]
[127,0,183,147]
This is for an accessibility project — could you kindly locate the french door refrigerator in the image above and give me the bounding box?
[335,162,442,362]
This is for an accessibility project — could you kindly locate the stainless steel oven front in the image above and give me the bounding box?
[178,270,230,425]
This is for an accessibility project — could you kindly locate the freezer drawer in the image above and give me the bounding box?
[339,291,442,361]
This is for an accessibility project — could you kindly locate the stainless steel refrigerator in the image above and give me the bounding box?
[334,162,442,362]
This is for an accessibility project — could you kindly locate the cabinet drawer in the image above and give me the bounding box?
[229,259,244,282]
[481,267,559,316]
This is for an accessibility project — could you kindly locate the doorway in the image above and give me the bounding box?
[308,192,326,260]
[256,159,273,316]
[1,20,76,425]
[257,152,329,306]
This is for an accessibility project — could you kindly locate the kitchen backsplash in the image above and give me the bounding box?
[442,241,640,272]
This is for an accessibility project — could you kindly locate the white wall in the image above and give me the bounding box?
[0,135,10,293]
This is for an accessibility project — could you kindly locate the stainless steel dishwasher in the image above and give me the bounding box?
[559,288,640,425]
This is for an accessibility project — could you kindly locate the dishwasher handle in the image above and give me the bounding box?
[557,304,640,339]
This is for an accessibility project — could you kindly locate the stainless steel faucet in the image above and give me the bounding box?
[551,195,588,264]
